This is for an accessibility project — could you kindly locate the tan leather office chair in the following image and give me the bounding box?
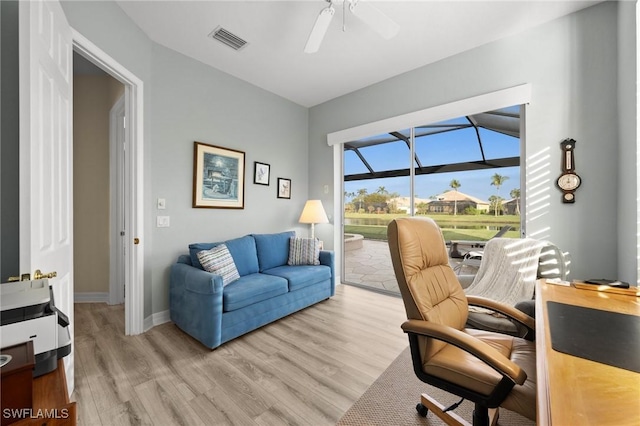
[387,217,536,426]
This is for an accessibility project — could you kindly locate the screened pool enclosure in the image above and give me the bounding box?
[342,105,523,295]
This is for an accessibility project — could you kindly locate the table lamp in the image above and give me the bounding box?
[298,200,329,239]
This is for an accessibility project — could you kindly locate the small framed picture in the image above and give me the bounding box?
[277,178,291,199]
[253,162,270,186]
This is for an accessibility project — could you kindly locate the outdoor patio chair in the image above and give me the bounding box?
[452,225,512,274]
[387,217,536,426]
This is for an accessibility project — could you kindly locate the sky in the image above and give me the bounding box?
[344,167,520,202]
[343,116,521,202]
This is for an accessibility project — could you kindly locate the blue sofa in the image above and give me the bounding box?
[170,231,335,349]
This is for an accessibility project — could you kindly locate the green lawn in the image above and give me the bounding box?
[344,213,520,241]
[345,212,520,224]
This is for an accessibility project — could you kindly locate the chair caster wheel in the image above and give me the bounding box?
[416,403,429,417]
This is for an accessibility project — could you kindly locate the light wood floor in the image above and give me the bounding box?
[72,284,409,425]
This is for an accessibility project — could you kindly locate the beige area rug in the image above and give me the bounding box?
[337,347,535,426]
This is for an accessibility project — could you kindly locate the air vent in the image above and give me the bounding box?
[209,26,248,51]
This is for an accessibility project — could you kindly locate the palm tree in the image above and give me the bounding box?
[510,188,521,215]
[489,195,504,217]
[386,191,401,213]
[376,186,387,194]
[356,188,368,212]
[344,191,356,212]
[490,173,509,216]
[449,179,461,215]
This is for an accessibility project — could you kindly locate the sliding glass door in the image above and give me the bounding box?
[341,106,522,295]
[343,129,410,294]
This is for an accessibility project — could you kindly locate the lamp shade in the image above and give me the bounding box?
[299,200,329,224]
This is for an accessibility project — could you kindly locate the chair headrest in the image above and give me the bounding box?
[389,217,450,272]
[388,217,468,330]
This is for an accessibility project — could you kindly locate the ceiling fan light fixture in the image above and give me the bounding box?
[304,4,336,54]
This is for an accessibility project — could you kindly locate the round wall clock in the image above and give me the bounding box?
[556,138,581,203]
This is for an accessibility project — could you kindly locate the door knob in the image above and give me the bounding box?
[34,269,57,280]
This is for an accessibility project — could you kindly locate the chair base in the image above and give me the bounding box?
[418,393,499,426]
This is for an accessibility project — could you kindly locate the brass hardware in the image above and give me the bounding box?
[134,238,140,245]
[34,269,57,280]
[8,273,31,282]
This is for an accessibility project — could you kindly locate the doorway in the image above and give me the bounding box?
[72,52,124,305]
[72,30,145,335]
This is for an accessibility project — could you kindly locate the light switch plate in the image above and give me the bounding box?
[157,198,166,209]
[157,216,170,227]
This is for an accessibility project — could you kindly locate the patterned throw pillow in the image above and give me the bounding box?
[196,244,240,286]
[287,237,320,266]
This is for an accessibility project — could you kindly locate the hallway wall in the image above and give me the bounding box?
[73,74,124,294]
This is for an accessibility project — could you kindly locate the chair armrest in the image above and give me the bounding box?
[401,319,527,385]
[466,295,536,331]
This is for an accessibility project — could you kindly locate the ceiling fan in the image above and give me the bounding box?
[304,0,400,54]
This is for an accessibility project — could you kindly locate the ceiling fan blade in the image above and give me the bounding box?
[349,0,399,40]
[304,4,335,54]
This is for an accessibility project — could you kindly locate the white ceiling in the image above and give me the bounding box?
[116,0,601,108]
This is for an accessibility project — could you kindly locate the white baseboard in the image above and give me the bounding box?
[144,309,171,332]
[74,292,109,303]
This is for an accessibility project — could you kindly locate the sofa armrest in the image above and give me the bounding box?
[171,262,224,295]
[170,261,224,349]
[319,250,335,295]
[319,249,334,267]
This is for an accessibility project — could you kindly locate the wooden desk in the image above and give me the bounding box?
[3,358,76,426]
[535,280,640,425]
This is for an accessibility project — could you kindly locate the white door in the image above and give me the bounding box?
[19,0,74,394]
[110,95,126,305]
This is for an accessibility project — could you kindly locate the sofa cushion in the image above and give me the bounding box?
[197,244,240,286]
[263,265,331,292]
[252,231,295,272]
[189,235,259,276]
[288,237,320,266]
[223,273,288,312]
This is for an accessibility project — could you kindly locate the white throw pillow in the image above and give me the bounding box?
[287,237,320,266]
[197,244,240,286]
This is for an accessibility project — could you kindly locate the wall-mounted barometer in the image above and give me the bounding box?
[556,138,581,203]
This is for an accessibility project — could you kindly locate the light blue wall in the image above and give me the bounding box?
[616,1,637,284]
[61,1,309,316]
[148,43,308,314]
[309,1,629,282]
